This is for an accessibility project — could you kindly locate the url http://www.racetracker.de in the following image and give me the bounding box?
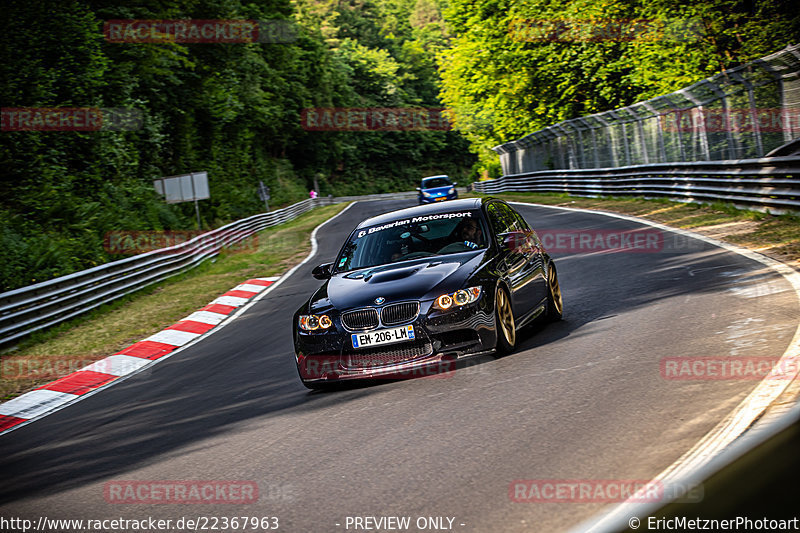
[0,515,281,532]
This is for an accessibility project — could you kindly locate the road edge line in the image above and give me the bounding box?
[506,202,800,532]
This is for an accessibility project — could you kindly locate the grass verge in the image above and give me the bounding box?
[0,203,349,401]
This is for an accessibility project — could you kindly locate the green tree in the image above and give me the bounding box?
[438,0,800,169]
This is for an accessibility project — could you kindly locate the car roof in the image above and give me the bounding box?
[421,175,449,181]
[356,198,485,228]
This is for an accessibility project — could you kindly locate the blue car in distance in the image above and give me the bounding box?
[417,175,458,204]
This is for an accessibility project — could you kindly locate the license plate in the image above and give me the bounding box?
[352,325,415,349]
[435,196,446,201]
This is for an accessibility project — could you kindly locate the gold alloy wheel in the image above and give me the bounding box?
[497,287,515,347]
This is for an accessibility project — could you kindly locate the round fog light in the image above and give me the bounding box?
[454,290,469,305]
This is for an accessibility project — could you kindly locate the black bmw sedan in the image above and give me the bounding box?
[293,197,562,389]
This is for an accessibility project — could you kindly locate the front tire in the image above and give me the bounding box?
[546,262,563,321]
[495,286,516,354]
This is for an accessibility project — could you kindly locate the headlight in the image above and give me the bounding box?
[433,286,482,311]
[422,191,432,198]
[448,187,455,194]
[299,314,333,331]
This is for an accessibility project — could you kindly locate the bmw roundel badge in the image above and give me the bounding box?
[374,297,385,305]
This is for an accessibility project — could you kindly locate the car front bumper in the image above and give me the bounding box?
[418,192,458,204]
[294,301,497,384]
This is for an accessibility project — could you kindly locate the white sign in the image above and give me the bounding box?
[154,172,210,204]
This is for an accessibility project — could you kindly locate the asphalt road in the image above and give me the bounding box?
[1,199,798,532]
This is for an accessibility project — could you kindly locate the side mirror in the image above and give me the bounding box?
[415,187,421,191]
[312,262,333,280]
[502,231,532,253]
[501,231,522,251]
[453,182,458,186]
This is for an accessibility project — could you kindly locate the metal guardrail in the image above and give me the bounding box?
[0,191,418,348]
[473,156,800,212]
[493,44,800,174]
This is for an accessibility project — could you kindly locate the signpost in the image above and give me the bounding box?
[258,181,270,212]
[153,171,210,229]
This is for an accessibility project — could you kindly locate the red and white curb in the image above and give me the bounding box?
[0,277,280,435]
[0,201,357,438]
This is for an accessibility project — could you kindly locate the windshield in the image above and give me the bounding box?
[421,177,451,189]
[335,211,486,272]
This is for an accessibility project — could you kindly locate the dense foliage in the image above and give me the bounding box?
[0,0,473,290]
[3,0,798,291]
[438,0,800,169]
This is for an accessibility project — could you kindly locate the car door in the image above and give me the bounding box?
[486,202,529,315]
[510,208,547,314]
[497,203,544,321]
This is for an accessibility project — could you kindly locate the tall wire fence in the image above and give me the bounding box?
[494,43,800,175]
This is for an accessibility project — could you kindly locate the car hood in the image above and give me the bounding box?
[322,252,484,310]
